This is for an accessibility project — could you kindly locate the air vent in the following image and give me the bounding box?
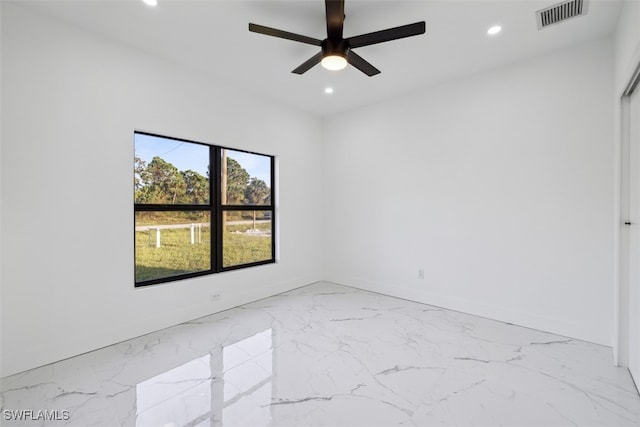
[536,0,588,30]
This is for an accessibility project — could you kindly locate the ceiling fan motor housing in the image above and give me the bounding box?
[321,38,349,59]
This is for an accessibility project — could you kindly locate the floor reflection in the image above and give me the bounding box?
[221,329,272,426]
[135,329,272,427]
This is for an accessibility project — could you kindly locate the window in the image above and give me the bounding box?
[134,132,275,286]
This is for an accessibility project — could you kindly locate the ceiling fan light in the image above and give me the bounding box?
[321,54,348,71]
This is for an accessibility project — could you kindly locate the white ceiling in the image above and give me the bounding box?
[17,0,623,116]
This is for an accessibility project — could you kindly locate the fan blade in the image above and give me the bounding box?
[346,21,426,49]
[347,51,380,77]
[325,0,344,40]
[292,52,323,74]
[249,23,322,46]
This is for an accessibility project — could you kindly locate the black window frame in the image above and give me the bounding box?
[134,131,276,287]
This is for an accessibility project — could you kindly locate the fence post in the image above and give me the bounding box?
[190,223,195,244]
[155,228,161,248]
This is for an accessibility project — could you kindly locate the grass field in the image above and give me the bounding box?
[135,222,272,282]
[223,224,272,268]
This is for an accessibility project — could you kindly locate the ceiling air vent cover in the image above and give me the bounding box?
[536,0,588,30]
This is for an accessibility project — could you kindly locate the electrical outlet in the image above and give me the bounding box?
[210,293,221,302]
[418,269,424,279]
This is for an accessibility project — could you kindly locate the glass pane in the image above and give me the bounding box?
[222,149,271,206]
[135,133,210,205]
[223,210,273,268]
[135,211,211,282]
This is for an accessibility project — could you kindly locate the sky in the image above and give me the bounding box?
[134,133,271,183]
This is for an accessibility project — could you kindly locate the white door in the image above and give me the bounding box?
[629,86,640,383]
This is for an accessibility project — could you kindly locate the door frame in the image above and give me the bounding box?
[615,57,640,368]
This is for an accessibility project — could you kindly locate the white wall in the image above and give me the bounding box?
[323,38,615,346]
[614,0,640,90]
[0,4,323,377]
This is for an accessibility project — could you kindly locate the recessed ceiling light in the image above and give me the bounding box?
[142,0,158,6]
[324,87,334,94]
[487,25,502,35]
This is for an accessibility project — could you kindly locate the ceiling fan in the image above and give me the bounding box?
[248,0,426,77]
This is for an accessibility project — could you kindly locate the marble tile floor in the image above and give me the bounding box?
[1,281,639,427]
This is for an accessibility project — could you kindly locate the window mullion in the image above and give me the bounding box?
[212,146,223,272]
[221,205,273,211]
[135,204,209,212]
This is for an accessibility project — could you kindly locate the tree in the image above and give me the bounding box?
[182,170,209,204]
[245,178,270,205]
[134,155,147,200]
[138,156,186,204]
[245,178,271,229]
[225,157,250,205]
